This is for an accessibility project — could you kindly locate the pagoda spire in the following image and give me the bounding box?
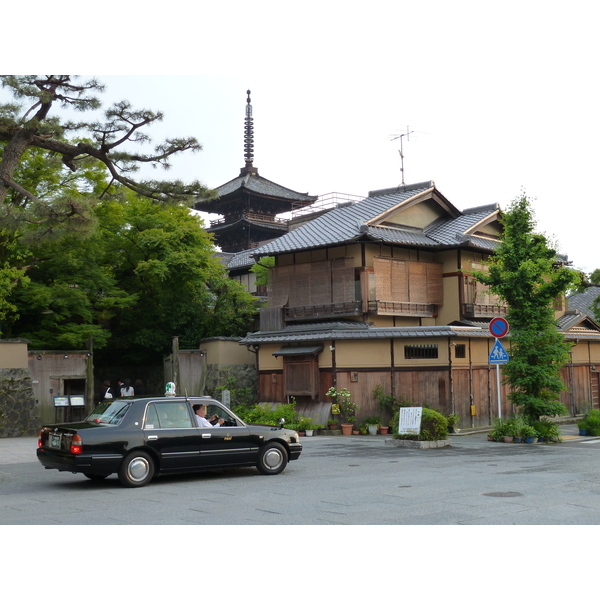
[241,89,258,175]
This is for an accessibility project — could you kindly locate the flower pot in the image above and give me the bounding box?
[305,429,314,437]
[368,425,378,436]
[298,431,305,436]
[513,436,522,443]
[524,436,534,444]
[341,423,354,436]
[378,426,389,435]
[579,429,588,436]
[503,435,513,443]
[352,430,360,435]
[328,424,339,430]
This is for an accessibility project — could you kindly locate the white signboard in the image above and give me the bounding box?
[398,407,423,435]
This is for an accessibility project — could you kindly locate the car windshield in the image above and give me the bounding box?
[86,400,131,426]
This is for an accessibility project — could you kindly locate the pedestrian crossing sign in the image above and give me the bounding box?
[489,338,509,364]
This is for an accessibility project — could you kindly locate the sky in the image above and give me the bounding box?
[5,1,600,277]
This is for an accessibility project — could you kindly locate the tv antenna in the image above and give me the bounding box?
[390,126,414,185]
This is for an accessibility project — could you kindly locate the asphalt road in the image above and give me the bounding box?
[1,424,600,525]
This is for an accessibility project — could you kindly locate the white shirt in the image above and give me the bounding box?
[196,414,220,427]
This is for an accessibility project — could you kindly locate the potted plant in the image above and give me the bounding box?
[363,416,381,436]
[503,419,518,443]
[327,418,339,430]
[578,418,588,436]
[512,415,527,443]
[520,424,537,443]
[297,416,312,436]
[446,413,460,433]
[327,387,358,435]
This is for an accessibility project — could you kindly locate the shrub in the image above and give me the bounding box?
[373,385,410,423]
[392,407,448,441]
[532,419,561,441]
[490,418,508,441]
[584,409,600,436]
[235,402,300,429]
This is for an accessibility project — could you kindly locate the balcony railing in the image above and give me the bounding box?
[462,303,508,318]
[210,212,288,227]
[371,300,436,317]
[284,301,362,321]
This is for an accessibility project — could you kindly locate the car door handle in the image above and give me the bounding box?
[201,433,211,438]
[147,435,158,440]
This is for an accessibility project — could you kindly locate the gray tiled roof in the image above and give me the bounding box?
[213,172,316,202]
[252,181,500,258]
[567,286,600,320]
[240,322,490,345]
[222,248,257,270]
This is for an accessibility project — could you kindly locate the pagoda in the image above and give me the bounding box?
[195,90,317,253]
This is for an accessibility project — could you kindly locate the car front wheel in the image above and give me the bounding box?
[118,451,155,487]
[257,442,288,475]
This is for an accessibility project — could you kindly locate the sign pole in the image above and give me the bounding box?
[489,317,509,421]
[496,363,502,420]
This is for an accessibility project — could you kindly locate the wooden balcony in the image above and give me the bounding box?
[284,301,362,322]
[462,303,508,319]
[210,212,288,227]
[372,300,436,317]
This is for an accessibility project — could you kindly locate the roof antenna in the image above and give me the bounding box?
[390,126,413,185]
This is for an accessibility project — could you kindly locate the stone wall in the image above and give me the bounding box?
[0,368,41,438]
[204,364,258,404]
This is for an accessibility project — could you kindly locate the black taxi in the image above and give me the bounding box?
[37,396,302,487]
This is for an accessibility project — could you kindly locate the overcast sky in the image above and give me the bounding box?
[5,1,598,280]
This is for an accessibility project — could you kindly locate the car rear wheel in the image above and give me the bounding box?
[118,451,155,487]
[257,442,288,475]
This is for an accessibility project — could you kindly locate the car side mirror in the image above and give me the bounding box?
[278,418,285,428]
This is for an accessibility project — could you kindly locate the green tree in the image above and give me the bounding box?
[93,192,258,362]
[0,75,214,321]
[6,190,258,360]
[250,255,274,288]
[473,195,581,421]
[0,76,211,206]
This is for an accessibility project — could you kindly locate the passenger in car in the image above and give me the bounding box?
[193,404,224,427]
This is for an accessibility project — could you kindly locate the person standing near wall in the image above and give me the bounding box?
[121,379,135,397]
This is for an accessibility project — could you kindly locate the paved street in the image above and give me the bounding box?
[1,423,600,526]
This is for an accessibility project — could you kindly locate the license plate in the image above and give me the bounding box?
[50,434,61,449]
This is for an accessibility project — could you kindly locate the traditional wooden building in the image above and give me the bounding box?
[194,91,317,253]
[238,180,600,428]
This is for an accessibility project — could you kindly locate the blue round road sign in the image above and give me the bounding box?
[489,317,509,338]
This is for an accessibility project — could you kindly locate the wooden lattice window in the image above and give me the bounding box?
[373,258,443,304]
[268,258,355,308]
